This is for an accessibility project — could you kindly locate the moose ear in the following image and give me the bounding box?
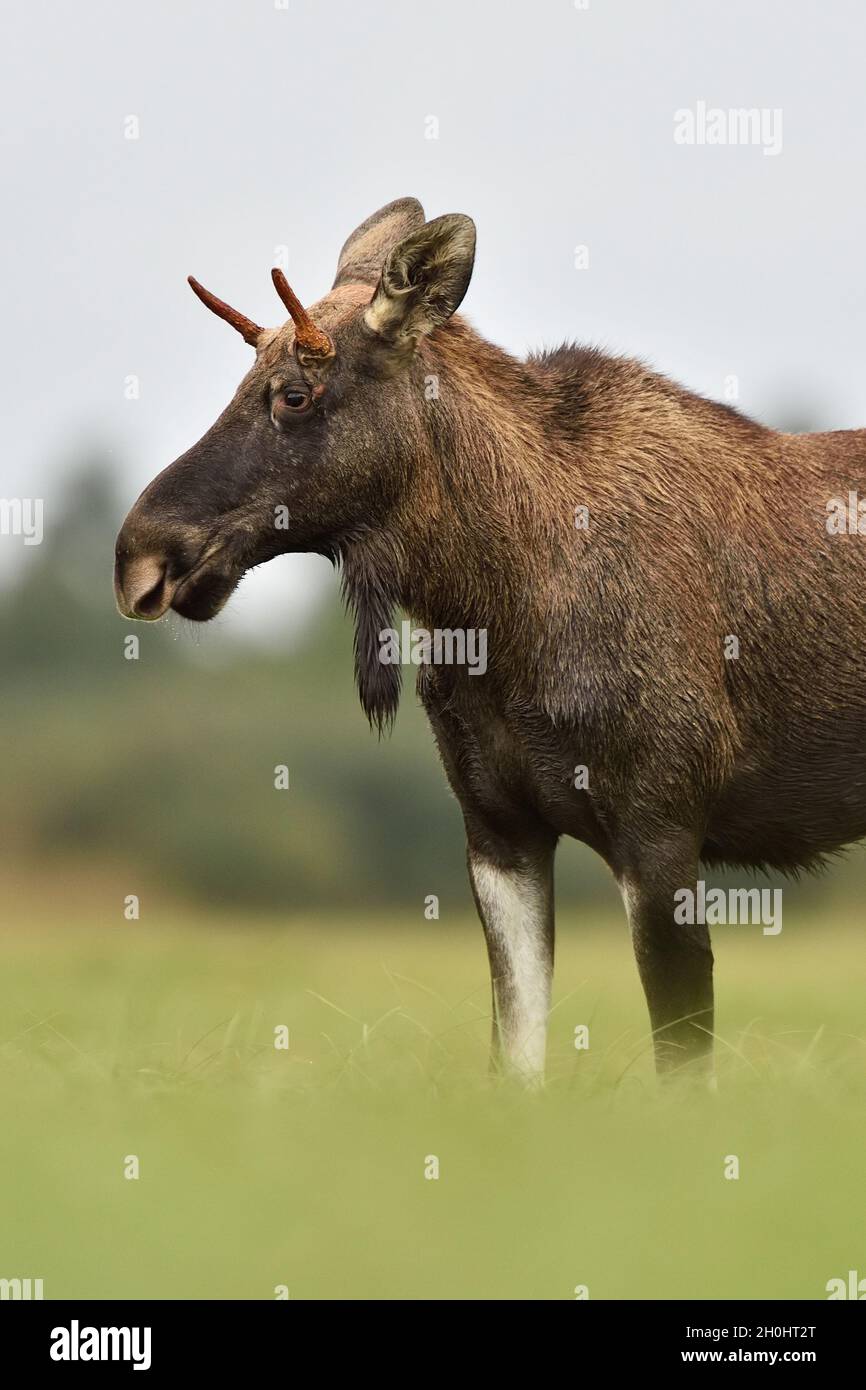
[333,197,426,288]
[364,214,476,347]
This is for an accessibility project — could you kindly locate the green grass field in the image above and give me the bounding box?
[1,908,864,1300]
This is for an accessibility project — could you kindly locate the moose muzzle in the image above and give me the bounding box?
[115,506,238,623]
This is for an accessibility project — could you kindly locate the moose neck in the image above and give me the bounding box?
[396,323,555,624]
[341,322,563,727]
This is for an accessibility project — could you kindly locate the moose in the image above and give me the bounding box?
[115,197,866,1082]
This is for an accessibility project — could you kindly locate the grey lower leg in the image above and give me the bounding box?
[468,848,555,1083]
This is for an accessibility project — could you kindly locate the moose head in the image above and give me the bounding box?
[114,199,475,628]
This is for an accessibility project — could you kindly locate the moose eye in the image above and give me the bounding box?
[270,383,318,428]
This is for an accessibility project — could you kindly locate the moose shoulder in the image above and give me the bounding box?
[115,196,866,1083]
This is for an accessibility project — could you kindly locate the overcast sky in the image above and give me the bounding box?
[3,0,865,641]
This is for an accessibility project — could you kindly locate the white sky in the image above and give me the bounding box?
[3,0,864,641]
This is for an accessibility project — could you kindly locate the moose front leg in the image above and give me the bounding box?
[467,844,555,1084]
[619,833,714,1076]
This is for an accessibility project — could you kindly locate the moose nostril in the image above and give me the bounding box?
[117,553,170,620]
[134,572,168,617]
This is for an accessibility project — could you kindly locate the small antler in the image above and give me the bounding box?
[187,276,263,347]
[271,268,334,359]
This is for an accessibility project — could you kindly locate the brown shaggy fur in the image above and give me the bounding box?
[116,198,866,1078]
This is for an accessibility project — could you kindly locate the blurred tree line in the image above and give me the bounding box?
[2,454,860,923]
[0,457,612,917]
